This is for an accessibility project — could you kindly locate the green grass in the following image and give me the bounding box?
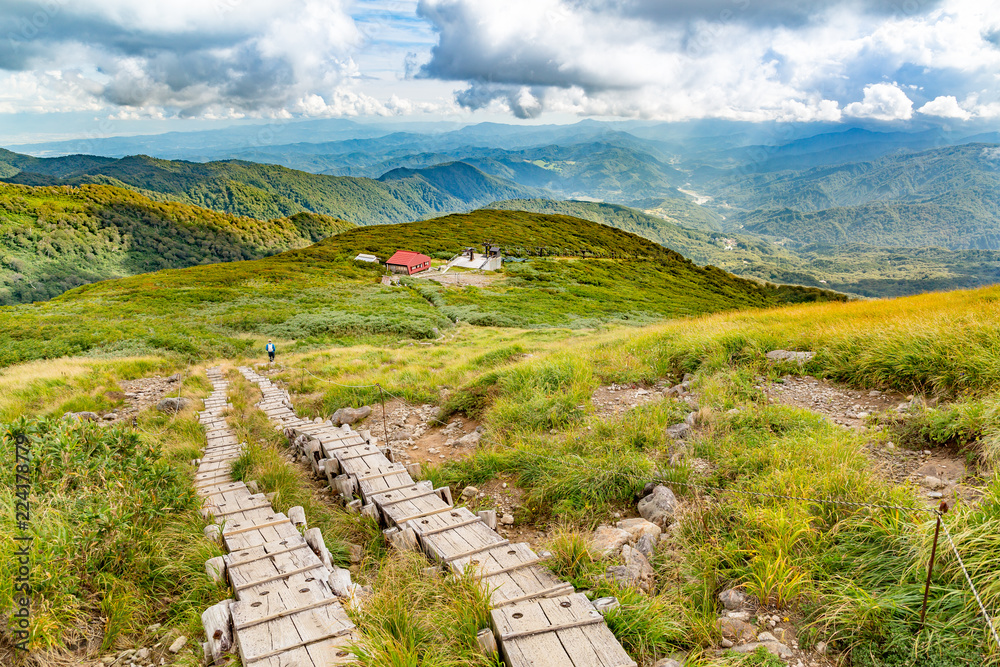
[0,404,229,661]
[0,209,841,369]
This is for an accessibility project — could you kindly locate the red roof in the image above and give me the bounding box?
[386,250,431,266]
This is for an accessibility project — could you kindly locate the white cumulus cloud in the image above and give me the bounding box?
[844,83,914,120]
[918,95,972,119]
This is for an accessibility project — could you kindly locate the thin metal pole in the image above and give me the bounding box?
[920,501,948,627]
[377,383,390,449]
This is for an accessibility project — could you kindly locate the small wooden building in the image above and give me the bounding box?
[386,250,432,275]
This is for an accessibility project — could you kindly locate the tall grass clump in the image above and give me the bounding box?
[0,414,228,659]
[349,551,497,667]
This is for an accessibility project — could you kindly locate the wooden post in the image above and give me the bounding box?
[477,510,498,530]
[288,506,307,529]
[205,556,227,584]
[920,501,949,627]
[434,486,453,505]
[201,599,233,665]
[476,628,498,656]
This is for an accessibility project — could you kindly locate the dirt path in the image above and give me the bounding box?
[765,375,981,507]
[360,399,483,467]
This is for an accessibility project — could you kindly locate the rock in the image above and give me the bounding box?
[729,641,793,659]
[591,525,631,557]
[615,517,662,543]
[922,476,946,490]
[103,413,117,420]
[637,485,678,528]
[621,544,655,592]
[168,636,187,653]
[458,431,481,446]
[720,638,734,648]
[652,659,681,667]
[758,631,778,643]
[684,411,697,426]
[167,373,182,382]
[766,350,815,363]
[816,640,827,655]
[928,491,944,499]
[64,411,100,422]
[331,406,372,425]
[461,485,479,500]
[156,397,191,414]
[635,534,656,558]
[718,587,747,611]
[348,543,364,564]
[136,648,151,660]
[665,423,691,440]
[147,623,161,633]
[868,390,881,397]
[500,513,515,525]
[391,427,415,441]
[717,618,757,643]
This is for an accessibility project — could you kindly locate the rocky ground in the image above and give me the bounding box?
[591,379,698,420]
[357,399,483,467]
[64,374,188,427]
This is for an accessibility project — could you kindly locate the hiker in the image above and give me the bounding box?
[266,339,276,363]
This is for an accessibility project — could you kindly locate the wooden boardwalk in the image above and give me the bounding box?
[195,368,358,666]
[239,366,636,667]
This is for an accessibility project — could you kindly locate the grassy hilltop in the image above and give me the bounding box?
[0,208,840,368]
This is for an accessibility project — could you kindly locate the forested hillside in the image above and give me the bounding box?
[0,183,353,304]
[0,149,540,224]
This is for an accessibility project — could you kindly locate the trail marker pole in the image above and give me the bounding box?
[377,384,390,450]
[920,501,949,627]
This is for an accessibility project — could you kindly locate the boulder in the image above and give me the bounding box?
[591,525,631,557]
[331,406,371,425]
[718,587,748,612]
[156,397,191,414]
[621,544,655,592]
[637,485,678,528]
[665,423,690,440]
[64,411,100,422]
[765,350,814,363]
[717,618,757,643]
[615,517,662,543]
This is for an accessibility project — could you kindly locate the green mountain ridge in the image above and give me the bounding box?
[0,149,542,224]
[0,182,354,305]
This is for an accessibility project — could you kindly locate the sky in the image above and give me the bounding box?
[1,0,999,143]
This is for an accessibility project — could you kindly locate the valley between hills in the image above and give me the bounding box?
[2,122,1000,667]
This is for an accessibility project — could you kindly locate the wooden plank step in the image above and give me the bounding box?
[224,520,301,552]
[235,604,354,664]
[449,542,542,577]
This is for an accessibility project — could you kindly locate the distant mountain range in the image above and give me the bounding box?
[5,118,1000,301]
[0,149,540,224]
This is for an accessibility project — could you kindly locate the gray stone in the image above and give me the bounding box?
[458,431,481,446]
[167,373,182,382]
[331,406,371,425]
[136,648,151,660]
[391,427,415,441]
[922,476,946,490]
[167,636,187,653]
[684,411,697,426]
[348,543,364,564]
[635,534,656,558]
[718,587,748,612]
[729,641,793,659]
[652,659,681,667]
[615,517,662,543]
[637,485,678,528]
[766,349,815,363]
[665,423,691,440]
[461,485,479,500]
[621,544,655,592]
[720,638,734,648]
[156,397,191,414]
[591,525,631,557]
[500,513,514,525]
[717,618,757,643]
[64,411,100,422]
[757,631,778,643]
